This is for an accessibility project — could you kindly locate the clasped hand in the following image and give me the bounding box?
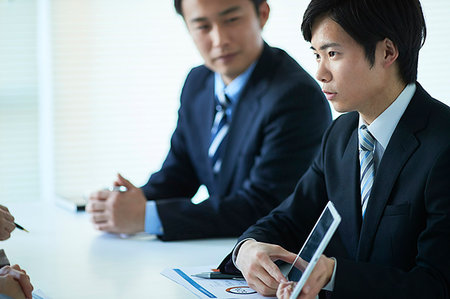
[0,264,33,299]
[86,174,146,234]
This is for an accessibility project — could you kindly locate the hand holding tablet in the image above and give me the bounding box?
[284,201,341,299]
[235,201,340,298]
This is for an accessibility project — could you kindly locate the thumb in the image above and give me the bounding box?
[116,173,135,189]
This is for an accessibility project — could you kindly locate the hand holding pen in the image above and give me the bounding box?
[0,205,28,241]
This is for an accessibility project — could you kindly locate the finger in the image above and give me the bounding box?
[10,264,21,271]
[7,267,33,298]
[5,220,15,233]
[116,173,135,189]
[0,265,11,275]
[18,274,33,299]
[274,251,298,265]
[299,257,333,299]
[86,200,107,213]
[89,190,110,201]
[90,212,109,224]
[257,268,281,291]
[295,257,309,272]
[95,221,116,233]
[277,281,295,299]
[10,265,24,274]
[264,245,296,282]
[251,275,278,297]
[264,257,288,283]
[0,209,15,223]
[0,229,11,241]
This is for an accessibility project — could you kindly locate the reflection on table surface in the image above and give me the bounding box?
[3,202,236,299]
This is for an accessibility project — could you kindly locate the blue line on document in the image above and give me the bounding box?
[174,269,217,298]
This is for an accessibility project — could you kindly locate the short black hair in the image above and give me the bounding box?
[301,0,426,84]
[174,0,266,17]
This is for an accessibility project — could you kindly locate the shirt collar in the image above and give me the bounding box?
[214,62,257,105]
[359,83,416,150]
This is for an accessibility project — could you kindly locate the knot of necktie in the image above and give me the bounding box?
[359,124,375,152]
[216,91,231,112]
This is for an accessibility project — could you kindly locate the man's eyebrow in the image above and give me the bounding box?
[310,42,341,51]
[218,6,241,17]
[190,16,208,23]
[189,6,241,23]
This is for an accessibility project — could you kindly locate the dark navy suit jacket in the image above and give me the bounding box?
[140,43,332,241]
[221,84,450,298]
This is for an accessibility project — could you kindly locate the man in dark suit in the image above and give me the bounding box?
[86,0,331,241]
[219,0,450,298]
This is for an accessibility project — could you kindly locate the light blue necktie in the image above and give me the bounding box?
[359,124,376,218]
[209,91,231,173]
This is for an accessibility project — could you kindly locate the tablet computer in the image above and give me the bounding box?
[285,201,341,299]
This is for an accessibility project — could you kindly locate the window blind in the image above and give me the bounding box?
[51,0,202,197]
[51,0,450,199]
[0,0,39,203]
[0,0,448,203]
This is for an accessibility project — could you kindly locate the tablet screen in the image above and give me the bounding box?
[286,202,341,298]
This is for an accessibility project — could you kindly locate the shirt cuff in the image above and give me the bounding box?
[232,238,255,270]
[145,201,164,235]
[322,257,337,291]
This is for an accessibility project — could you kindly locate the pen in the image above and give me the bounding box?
[108,186,128,192]
[192,272,243,279]
[14,222,29,233]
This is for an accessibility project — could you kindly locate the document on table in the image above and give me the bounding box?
[161,265,276,299]
[32,289,51,299]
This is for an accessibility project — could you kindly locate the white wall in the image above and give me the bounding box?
[0,0,449,203]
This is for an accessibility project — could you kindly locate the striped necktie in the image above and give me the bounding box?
[359,124,376,218]
[209,92,231,173]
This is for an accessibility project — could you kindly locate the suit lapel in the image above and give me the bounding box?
[215,44,273,196]
[194,74,216,187]
[357,85,428,260]
[216,81,265,196]
[334,128,362,259]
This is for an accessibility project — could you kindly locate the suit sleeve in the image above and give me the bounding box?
[155,81,332,241]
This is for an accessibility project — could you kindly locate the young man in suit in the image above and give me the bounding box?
[219,0,450,298]
[86,0,331,241]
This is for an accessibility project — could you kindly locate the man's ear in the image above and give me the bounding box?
[258,1,270,29]
[381,38,399,68]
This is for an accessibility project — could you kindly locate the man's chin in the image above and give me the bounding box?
[330,103,353,114]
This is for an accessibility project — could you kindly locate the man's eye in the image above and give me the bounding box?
[226,17,239,23]
[197,25,210,31]
[329,51,337,57]
[313,53,320,60]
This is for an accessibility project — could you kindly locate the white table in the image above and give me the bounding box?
[2,202,237,299]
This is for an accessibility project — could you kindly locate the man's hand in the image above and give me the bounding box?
[235,240,297,296]
[0,205,15,241]
[86,174,147,234]
[276,255,335,299]
[0,264,33,299]
[277,281,297,299]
